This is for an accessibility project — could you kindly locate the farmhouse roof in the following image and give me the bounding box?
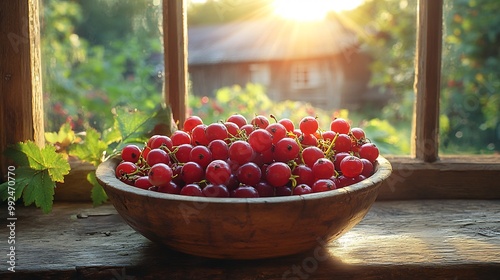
[188,17,358,65]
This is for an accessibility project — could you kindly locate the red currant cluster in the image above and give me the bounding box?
[115,114,379,198]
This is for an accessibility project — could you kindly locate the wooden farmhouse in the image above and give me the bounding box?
[187,17,376,110]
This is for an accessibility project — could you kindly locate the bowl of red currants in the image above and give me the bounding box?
[96,114,392,259]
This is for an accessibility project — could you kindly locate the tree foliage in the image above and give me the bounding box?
[41,0,164,133]
[345,0,499,154]
[440,0,500,153]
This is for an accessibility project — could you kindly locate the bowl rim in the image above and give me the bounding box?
[96,155,392,205]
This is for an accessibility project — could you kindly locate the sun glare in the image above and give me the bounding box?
[273,0,364,21]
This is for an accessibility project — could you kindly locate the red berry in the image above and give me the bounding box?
[236,162,262,186]
[293,164,315,186]
[203,184,230,197]
[351,127,366,141]
[273,138,300,162]
[312,179,336,193]
[157,181,181,194]
[337,175,366,188]
[278,118,295,132]
[208,139,229,160]
[359,143,380,163]
[150,135,173,151]
[229,140,255,165]
[180,183,204,196]
[226,114,247,128]
[189,145,213,169]
[180,161,204,184]
[248,129,273,153]
[205,123,228,142]
[255,181,275,197]
[146,148,170,167]
[172,144,193,163]
[299,116,319,135]
[121,144,142,163]
[299,133,318,147]
[115,162,138,185]
[275,185,292,196]
[147,135,160,148]
[301,146,324,167]
[231,185,260,198]
[134,176,152,190]
[266,162,291,187]
[205,159,231,185]
[330,118,351,134]
[340,155,364,178]
[255,147,274,165]
[360,158,374,177]
[183,116,203,133]
[171,130,192,146]
[293,184,313,195]
[148,163,173,187]
[333,152,350,171]
[224,122,240,138]
[266,123,287,144]
[312,158,335,179]
[334,134,352,153]
[321,131,336,142]
[141,146,151,162]
[251,115,269,129]
[191,124,209,146]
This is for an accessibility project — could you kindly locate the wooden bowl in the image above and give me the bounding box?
[96,156,392,259]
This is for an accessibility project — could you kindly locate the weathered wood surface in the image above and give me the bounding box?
[0,0,45,175]
[163,0,188,129]
[378,156,500,200]
[1,200,499,279]
[412,0,443,162]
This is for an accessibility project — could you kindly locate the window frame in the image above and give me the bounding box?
[1,0,499,199]
[249,63,271,87]
[290,61,323,90]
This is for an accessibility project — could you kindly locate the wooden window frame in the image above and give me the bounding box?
[1,0,499,199]
[290,61,323,90]
[249,63,271,87]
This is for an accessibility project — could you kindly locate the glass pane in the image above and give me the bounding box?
[187,0,416,155]
[41,0,164,135]
[440,0,500,154]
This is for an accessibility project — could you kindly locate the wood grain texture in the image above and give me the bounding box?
[163,0,188,129]
[94,156,392,259]
[412,0,443,162]
[0,200,498,279]
[378,156,500,200]
[53,159,95,202]
[0,0,44,175]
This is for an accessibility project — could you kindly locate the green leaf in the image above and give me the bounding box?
[87,172,108,206]
[45,122,75,146]
[102,127,122,146]
[0,167,36,201]
[114,107,155,143]
[113,105,175,144]
[5,141,70,183]
[21,169,55,214]
[149,104,176,136]
[69,128,108,167]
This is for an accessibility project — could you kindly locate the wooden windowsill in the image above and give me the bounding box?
[1,200,499,279]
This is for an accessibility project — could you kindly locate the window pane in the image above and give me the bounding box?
[187,0,416,155]
[41,0,164,134]
[440,0,500,154]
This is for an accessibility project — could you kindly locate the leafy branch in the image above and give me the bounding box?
[0,105,175,213]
